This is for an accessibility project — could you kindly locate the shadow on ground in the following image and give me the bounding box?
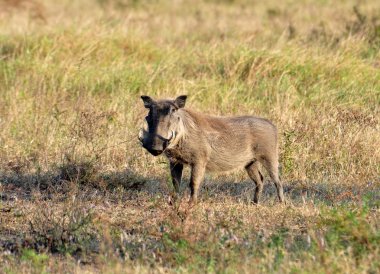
[0,163,158,202]
[0,163,379,206]
[202,178,380,206]
[0,163,379,259]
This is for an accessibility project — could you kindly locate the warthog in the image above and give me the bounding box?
[138,95,285,204]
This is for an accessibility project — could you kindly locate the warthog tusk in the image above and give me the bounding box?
[138,129,144,143]
[167,130,175,142]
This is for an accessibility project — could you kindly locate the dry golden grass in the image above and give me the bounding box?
[0,0,379,273]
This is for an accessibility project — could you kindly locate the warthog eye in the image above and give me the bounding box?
[170,107,177,114]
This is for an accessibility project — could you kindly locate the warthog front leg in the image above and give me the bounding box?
[170,162,183,194]
[189,162,206,205]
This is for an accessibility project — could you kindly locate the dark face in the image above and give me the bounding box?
[139,95,187,156]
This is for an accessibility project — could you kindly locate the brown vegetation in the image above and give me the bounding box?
[0,0,379,273]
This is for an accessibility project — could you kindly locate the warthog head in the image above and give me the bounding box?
[139,95,187,156]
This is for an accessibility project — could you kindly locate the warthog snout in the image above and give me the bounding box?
[138,128,175,156]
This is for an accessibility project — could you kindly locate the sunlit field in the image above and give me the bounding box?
[0,0,379,273]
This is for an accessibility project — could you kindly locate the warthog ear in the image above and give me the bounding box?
[174,95,187,108]
[141,95,154,108]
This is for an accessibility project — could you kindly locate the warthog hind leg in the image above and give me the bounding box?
[260,157,285,203]
[245,161,264,204]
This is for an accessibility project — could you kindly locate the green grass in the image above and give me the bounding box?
[0,0,379,273]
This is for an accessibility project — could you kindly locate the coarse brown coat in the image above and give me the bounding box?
[139,95,285,204]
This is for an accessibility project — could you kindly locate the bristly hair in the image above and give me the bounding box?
[166,109,198,149]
